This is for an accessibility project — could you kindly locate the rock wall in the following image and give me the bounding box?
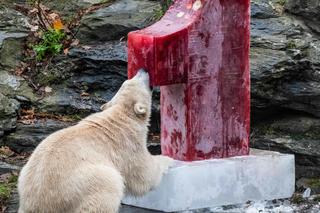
[250,0,320,179]
[0,0,320,179]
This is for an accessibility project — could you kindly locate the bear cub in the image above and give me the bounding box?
[18,69,173,213]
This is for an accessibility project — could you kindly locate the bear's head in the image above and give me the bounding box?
[101,69,152,120]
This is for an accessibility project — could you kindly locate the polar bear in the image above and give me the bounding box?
[18,69,173,213]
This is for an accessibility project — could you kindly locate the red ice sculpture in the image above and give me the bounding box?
[128,0,250,161]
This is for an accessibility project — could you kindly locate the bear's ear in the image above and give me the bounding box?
[100,102,111,111]
[134,103,147,115]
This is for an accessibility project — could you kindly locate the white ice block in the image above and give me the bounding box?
[122,149,295,212]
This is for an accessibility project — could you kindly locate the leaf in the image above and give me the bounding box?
[81,92,90,97]
[48,13,64,31]
[44,86,52,93]
[53,18,64,31]
[0,147,14,157]
[63,48,69,55]
[70,39,80,46]
[82,45,91,50]
[51,44,63,53]
[30,25,39,32]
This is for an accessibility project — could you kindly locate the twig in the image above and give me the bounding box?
[36,1,47,30]
[39,4,52,29]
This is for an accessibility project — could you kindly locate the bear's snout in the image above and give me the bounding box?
[134,69,150,90]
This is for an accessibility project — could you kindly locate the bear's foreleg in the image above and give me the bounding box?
[125,155,173,196]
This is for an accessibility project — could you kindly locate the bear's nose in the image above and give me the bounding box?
[134,69,150,89]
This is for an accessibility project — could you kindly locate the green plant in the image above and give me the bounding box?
[162,0,173,12]
[153,0,173,21]
[276,0,286,6]
[0,174,18,202]
[0,184,11,200]
[33,29,65,60]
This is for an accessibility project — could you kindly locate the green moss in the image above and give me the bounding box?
[162,0,173,11]
[8,175,18,184]
[291,194,304,204]
[307,178,320,188]
[99,0,111,3]
[35,72,62,85]
[0,174,18,202]
[288,130,320,140]
[276,0,286,6]
[153,6,165,21]
[64,114,83,121]
[27,0,39,5]
[254,122,320,141]
[287,40,297,49]
[253,124,277,136]
[153,0,173,21]
[0,184,11,200]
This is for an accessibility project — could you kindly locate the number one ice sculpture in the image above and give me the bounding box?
[128,0,250,160]
[124,0,295,211]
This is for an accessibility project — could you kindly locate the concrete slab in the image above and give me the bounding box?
[122,149,295,212]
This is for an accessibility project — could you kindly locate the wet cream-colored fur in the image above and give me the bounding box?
[18,70,173,213]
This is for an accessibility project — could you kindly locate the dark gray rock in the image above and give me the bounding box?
[0,71,36,104]
[270,115,320,135]
[42,0,100,17]
[252,136,320,179]
[34,41,127,115]
[251,0,279,19]
[0,7,29,69]
[252,114,320,178]
[4,119,73,153]
[250,0,320,119]
[35,41,160,132]
[77,0,160,44]
[0,6,35,107]
[285,0,320,34]
[5,188,19,213]
[0,93,18,138]
[0,161,20,175]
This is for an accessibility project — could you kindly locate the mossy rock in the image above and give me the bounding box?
[297,178,320,194]
[0,184,11,201]
[0,36,26,69]
[0,173,18,206]
[291,194,305,204]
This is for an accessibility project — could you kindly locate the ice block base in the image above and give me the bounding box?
[122,149,295,212]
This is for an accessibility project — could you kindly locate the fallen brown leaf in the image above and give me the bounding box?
[81,92,90,97]
[0,147,15,157]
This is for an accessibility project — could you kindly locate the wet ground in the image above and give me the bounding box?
[4,186,320,213]
[120,199,320,213]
